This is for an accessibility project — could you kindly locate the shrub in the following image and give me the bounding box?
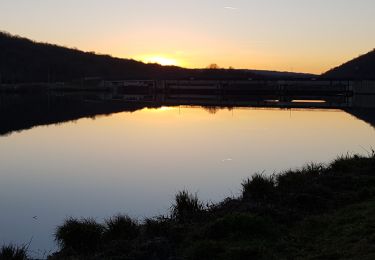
[205,214,278,240]
[132,238,173,260]
[55,217,104,255]
[242,174,275,202]
[143,217,172,238]
[171,190,204,222]
[104,215,139,241]
[329,154,370,172]
[0,245,28,260]
[226,243,271,260]
[276,163,324,193]
[186,240,225,260]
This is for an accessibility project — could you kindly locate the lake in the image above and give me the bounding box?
[0,94,375,258]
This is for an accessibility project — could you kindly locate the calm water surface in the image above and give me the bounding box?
[1,106,375,256]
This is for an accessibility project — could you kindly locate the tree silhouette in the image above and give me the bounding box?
[207,64,220,69]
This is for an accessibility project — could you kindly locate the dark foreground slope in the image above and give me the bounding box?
[42,154,375,260]
[323,49,375,79]
[0,31,313,84]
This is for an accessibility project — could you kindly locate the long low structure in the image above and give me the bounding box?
[352,81,375,94]
[102,79,375,95]
[2,80,373,96]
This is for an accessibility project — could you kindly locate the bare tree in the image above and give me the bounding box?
[207,63,220,69]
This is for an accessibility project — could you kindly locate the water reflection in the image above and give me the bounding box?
[1,93,375,136]
[0,93,375,257]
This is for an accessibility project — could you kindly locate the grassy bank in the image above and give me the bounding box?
[3,154,375,260]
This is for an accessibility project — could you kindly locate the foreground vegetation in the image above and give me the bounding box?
[0,245,28,260]
[3,154,375,259]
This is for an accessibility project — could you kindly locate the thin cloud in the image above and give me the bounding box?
[224,6,238,10]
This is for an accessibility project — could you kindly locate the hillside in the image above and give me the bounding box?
[0,31,312,84]
[0,32,260,83]
[0,31,185,83]
[323,49,375,79]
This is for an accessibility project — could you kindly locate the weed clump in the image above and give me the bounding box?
[55,217,104,255]
[104,214,139,241]
[143,217,172,238]
[242,173,275,202]
[205,213,278,240]
[171,190,204,222]
[0,245,28,260]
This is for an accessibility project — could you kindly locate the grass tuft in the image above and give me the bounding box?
[143,217,172,238]
[276,163,325,192]
[242,173,275,202]
[0,244,28,260]
[171,190,204,222]
[205,213,278,240]
[55,217,104,255]
[104,214,139,241]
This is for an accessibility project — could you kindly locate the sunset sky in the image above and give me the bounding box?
[1,0,374,74]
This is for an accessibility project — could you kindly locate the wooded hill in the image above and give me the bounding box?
[0,31,312,83]
[323,49,375,79]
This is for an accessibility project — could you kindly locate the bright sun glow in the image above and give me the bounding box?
[143,106,175,113]
[142,56,179,66]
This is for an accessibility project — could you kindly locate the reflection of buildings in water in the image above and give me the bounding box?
[100,79,375,109]
[109,92,353,109]
[1,92,375,136]
[351,95,375,108]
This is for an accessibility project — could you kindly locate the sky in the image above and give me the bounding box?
[0,0,374,74]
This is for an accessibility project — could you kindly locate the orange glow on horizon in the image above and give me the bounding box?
[143,106,176,112]
[139,56,180,66]
[2,1,375,75]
